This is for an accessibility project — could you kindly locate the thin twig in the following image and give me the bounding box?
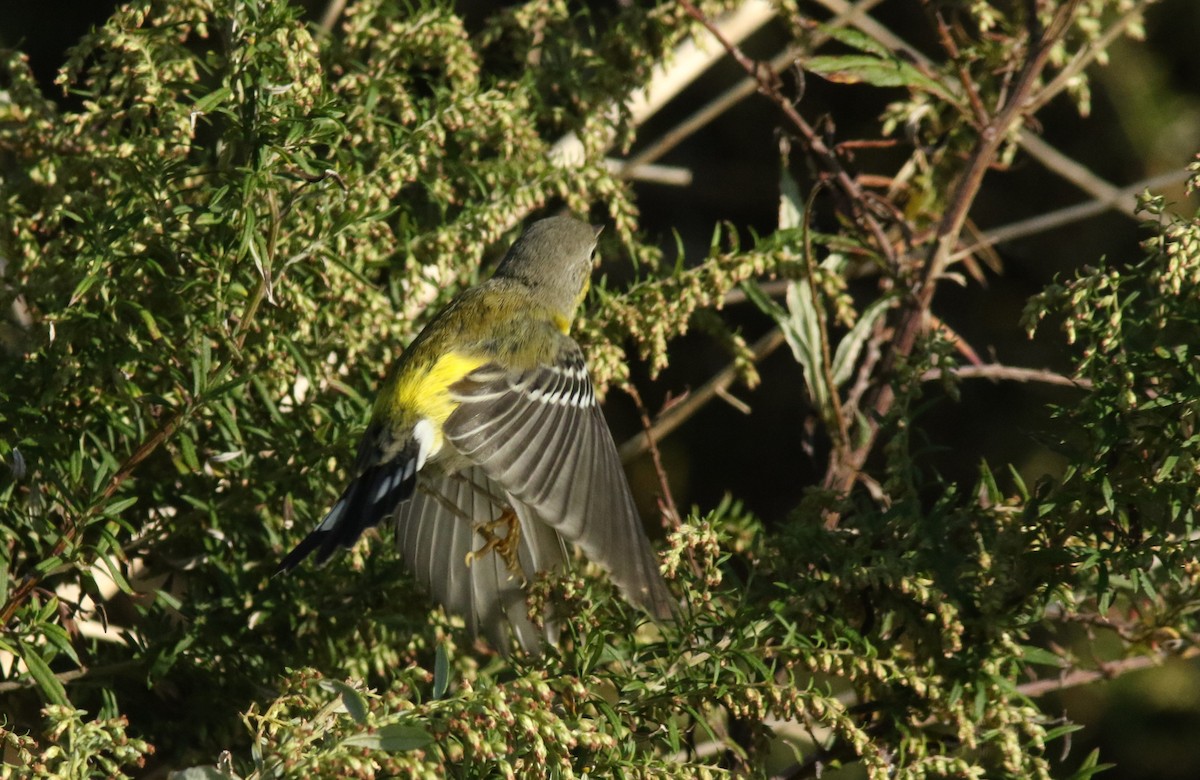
[920,364,1092,389]
[1015,650,1195,698]
[624,383,682,531]
[552,1,776,171]
[618,328,787,464]
[815,0,1146,225]
[318,0,348,34]
[950,167,1194,262]
[1019,133,1130,216]
[0,660,141,694]
[823,1,1084,506]
[622,0,887,172]
[678,0,898,268]
[1026,0,1154,114]
[0,186,284,631]
[933,10,990,126]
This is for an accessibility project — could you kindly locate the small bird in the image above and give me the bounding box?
[278,215,675,652]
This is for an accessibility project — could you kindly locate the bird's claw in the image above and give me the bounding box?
[465,508,523,578]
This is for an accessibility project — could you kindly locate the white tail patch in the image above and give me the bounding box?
[413,418,437,470]
[317,500,347,531]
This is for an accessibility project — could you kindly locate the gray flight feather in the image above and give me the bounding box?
[392,465,566,653]
[445,341,676,622]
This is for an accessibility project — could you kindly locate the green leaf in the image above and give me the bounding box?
[137,307,164,341]
[33,555,65,577]
[69,271,101,306]
[433,643,450,700]
[779,166,805,231]
[1067,749,1115,780]
[101,496,139,517]
[18,640,70,706]
[342,723,432,752]
[782,280,830,412]
[1154,454,1179,482]
[1018,644,1066,668]
[41,622,82,666]
[830,292,895,386]
[94,555,135,596]
[192,86,233,114]
[805,54,948,97]
[320,679,369,725]
[179,433,201,473]
[819,26,893,58]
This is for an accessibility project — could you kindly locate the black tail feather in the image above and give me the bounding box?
[276,459,418,574]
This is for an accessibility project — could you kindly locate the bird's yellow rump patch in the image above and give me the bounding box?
[377,350,488,453]
[397,351,489,421]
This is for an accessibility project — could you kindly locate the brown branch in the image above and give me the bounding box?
[951,168,1194,262]
[1,188,282,631]
[317,0,348,34]
[1019,133,1129,216]
[0,410,184,629]
[1016,649,1198,698]
[933,10,989,127]
[822,1,1084,507]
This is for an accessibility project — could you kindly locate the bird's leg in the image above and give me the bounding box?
[465,508,523,578]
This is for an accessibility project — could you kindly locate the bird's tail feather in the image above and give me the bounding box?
[276,457,418,574]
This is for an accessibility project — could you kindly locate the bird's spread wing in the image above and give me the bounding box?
[443,342,675,620]
[392,465,566,653]
[276,424,419,573]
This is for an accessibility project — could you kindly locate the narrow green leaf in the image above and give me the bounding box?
[18,640,70,706]
[1154,454,1179,482]
[433,643,450,700]
[101,496,139,517]
[179,433,201,473]
[783,281,829,411]
[138,307,164,341]
[1067,749,1115,780]
[819,26,892,58]
[33,555,65,577]
[1007,464,1030,501]
[1042,722,1083,742]
[40,623,82,666]
[779,166,804,231]
[342,723,432,752]
[96,554,135,596]
[320,679,368,725]
[830,292,895,386]
[805,53,949,98]
[1018,644,1066,668]
[69,272,101,306]
[192,86,233,114]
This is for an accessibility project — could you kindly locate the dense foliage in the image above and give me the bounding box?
[1,1,1196,777]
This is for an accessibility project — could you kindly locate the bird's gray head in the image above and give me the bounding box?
[493,216,602,320]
